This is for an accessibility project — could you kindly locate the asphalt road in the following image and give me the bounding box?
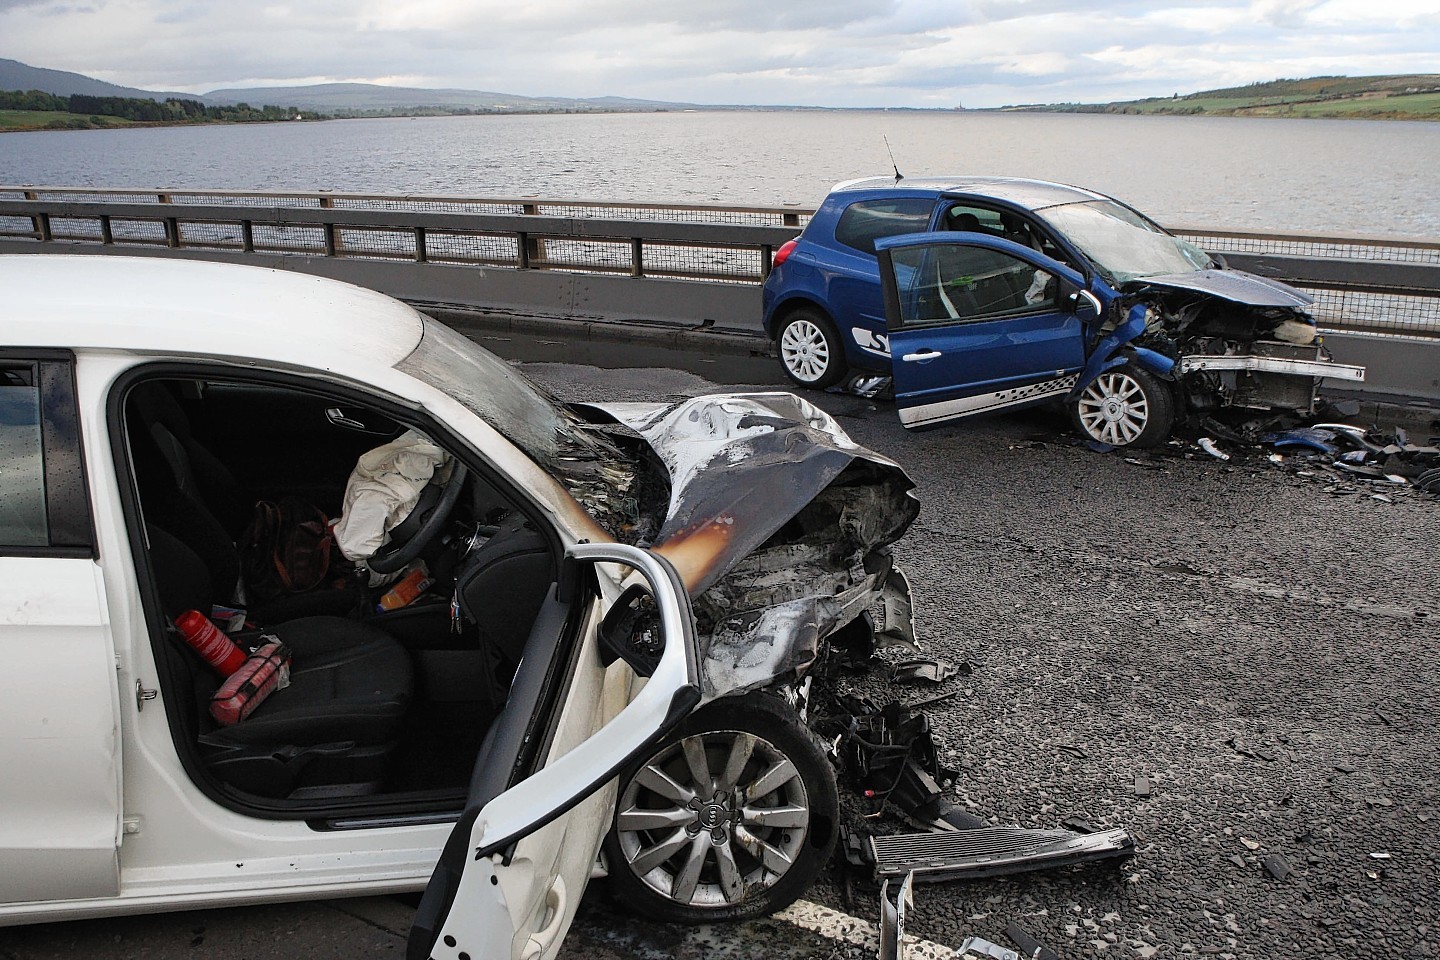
[4,338,1437,960]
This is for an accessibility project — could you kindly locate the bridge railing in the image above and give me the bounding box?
[2,186,1438,337]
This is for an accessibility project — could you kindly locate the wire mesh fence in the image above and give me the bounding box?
[1177,230,1440,266]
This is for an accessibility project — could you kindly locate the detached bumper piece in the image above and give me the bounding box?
[868,825,1135,883]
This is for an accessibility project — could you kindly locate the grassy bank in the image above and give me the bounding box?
[1003,75,1440,121]
[0,109,145,131]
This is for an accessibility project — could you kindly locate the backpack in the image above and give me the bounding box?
[239,497,338,603]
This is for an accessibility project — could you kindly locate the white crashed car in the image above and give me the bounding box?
[0,255,918,957]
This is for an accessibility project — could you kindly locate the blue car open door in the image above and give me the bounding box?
[876,233,1095,429]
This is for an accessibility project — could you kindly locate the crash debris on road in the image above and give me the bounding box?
[809,638,1135,959]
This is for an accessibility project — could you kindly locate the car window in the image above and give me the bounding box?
[0,364,47,547]
[944,204,1075,269]
[942,204,1006,237]
[892,244,1059,329]
[834,198,935,256]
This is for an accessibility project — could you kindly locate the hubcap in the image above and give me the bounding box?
[616,731,810,907]
[779,319,830,383]
[1076,372,1150,446]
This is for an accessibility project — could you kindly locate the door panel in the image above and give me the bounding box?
[0,557,121,903]
[181,380,403,513]
[412,544,700,960]
[878,234,1090,429]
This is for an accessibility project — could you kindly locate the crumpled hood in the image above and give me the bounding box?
[582,392,920,700]
[1127,269,1314,309]
[584,391,919,596]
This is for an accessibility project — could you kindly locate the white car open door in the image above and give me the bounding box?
[408,542,700,960]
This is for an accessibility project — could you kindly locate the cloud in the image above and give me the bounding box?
[0,0,1437,107]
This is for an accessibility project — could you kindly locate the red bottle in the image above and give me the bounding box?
[175,609,248,676]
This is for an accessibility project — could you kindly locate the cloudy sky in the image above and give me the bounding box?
[3,0,1439,108]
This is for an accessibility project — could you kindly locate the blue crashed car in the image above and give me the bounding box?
[762,176,1364,447]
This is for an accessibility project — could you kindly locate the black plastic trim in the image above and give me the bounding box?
[0,349,95,556]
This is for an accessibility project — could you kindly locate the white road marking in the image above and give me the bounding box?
[776,899,960,958]
[567,897,962,959]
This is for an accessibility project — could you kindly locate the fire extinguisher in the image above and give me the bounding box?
[175,609,248,676]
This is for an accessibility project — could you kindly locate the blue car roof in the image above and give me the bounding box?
[830,176,1107,211]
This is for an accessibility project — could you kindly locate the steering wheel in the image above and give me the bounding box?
[366,463,470,575]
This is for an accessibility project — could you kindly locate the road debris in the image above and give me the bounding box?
[1197,437,1230,460]
[878,871,914,960]
[1005,922,1061,960]
[956,936,1020,960]
[890,657,966,684]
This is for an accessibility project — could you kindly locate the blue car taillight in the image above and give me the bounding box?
[772,239,799,268]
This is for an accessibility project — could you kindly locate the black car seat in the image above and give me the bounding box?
[128,380,359,621]
[148,525,414,799]
[453,513,555,699]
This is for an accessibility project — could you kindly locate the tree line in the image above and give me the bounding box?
[0,88,322,123]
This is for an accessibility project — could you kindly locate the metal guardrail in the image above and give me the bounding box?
[0,188,806,284]
[2,186,1438,336]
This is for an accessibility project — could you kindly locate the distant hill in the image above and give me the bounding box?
[202,81,700,114]
[0,57,203,103]
[1001,75,1440,120]
[0,57,771,117]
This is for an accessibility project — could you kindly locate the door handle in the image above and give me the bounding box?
[901,349,943,362]
[325,406,368,431]
[521,876,568,960]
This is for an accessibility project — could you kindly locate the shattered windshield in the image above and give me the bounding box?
[1038,199,1211,283]
[396,319,642,532]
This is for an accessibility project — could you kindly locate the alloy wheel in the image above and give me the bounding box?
[1075,371,1151,446]
[614,729,811,907]
[779,318,831,384]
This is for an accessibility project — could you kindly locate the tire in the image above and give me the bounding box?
[1070,362,1176,448]
[603,690,839,923]
[776,309,847,389]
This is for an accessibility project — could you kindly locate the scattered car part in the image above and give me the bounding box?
[845,374,894,399]
[890,658,961,685]
[878,870,914,960]
[1263,853,1294,881]
[822,696,963,825]
[866,826,1136,883]
[824,696,1134,883]
[1263,427,1340,456]
[1197,437,1230,460]
[1005,922,1061,960]
[957,936,1021,960]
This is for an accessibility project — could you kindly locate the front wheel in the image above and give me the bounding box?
[777,310,847,389]
[1070,363,1176,448]
[603,691,838,923]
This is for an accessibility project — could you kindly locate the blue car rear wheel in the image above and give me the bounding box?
[777,309,847,389]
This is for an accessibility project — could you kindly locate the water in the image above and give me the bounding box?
[1,110,1437,236]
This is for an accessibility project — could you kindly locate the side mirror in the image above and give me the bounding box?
[1067,287,1103,317]
[598,583,663,676]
